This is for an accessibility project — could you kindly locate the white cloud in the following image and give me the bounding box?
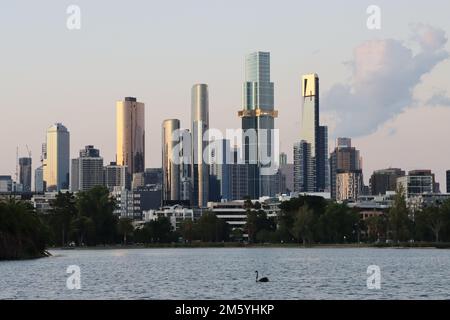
[323,25,450,138]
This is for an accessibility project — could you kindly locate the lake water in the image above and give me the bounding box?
[1,248,449,299]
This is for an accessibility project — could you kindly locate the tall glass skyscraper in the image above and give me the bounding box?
[116,97,145,185]
[19,157,32,192]
[296,73,329,192]
[162,119,181,202]
[43,123,70,191]
[239,51,278,198]
[191,84,209,208]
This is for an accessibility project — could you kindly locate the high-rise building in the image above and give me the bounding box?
[71,145,104,192]
[370,168,405,195]
[191,84,209,207]
[179,129,192,202]
[293,141,313,192]
[144,168,163,187]
[277,163,295,195]
[238,52,278,198]
[397,170,435,198]
[279,152,288,166]
[104,162,128,191]
[336,171,363,202]
[0,176,13,192]
[116,97,145,184]
[447,170,450,194]
[296,73,328,193]
[329,138,362,200]
[19,157,32,192]
[162,119,181,202]
[35,143,47,192]
[209,139,232,201]
[43,123,70,191]
[34,166,44,192]
[230,147,249,201]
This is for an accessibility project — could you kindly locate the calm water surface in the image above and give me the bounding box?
[1,248,449,299]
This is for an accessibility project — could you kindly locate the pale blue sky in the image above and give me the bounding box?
[1,1,450,188]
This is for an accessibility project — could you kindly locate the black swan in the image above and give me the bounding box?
[255,271,269,282]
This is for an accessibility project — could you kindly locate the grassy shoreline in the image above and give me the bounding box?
[48,242,450,250]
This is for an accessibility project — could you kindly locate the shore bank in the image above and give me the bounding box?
[48,242,450,250]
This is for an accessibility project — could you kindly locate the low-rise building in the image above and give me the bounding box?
[142,205,194,231]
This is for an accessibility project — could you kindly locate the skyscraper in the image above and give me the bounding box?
[447,170,450,194]
[191,84,209,208]
[116,97,145,186]
[19,157,32,192]
[209,139,232,201]
[336,171,363,202]
[162,119,181,202]
[34,166,44,192]
[71,145,104,192]
[230,147,249,201]
[104,162,128,191]
[238,51,278,198]
[293,141,313,192]
[329,138,362,200]
[296,73,328,193]
[43,123,70,191]
[179,129,192,202]
[370,168,405,196]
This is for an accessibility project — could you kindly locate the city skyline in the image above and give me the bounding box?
[1,1,450,190]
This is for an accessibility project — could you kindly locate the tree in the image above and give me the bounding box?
[417,206,447,242]
[49,191,77,246]
[179,219,194,243]
[117,218,134,244]
[70,215,95,246]
[388,185,411,242]
[318,203,359,243]
[76,186,118,245]
[230,228,243,242]
[365,214,387,242]
[0,199,49,260]
[245,209,276,243]
[195,212,229,242]
[292,205,314,245]
[278,195,327,243]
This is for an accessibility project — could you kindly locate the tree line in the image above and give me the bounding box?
[3,185,450,260]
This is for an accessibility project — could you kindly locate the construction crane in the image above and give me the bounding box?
[15,146,19,183]
[26,144,32,158]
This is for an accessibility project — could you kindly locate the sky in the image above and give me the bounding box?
[1,0,450,189]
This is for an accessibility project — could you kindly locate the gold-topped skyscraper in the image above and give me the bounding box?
[116,97,145,186]
[295,73,329,192]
